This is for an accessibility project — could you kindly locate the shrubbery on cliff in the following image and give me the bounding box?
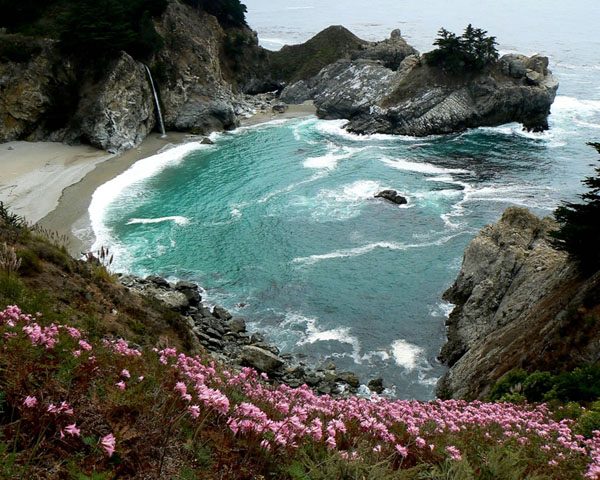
[425,24,499,74]
[183,0,247,27]
[551,142,600,272]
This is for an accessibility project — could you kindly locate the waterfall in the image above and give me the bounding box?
[144,65,166,138]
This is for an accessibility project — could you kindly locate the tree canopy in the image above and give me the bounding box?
[182,0,247,27]
[550,142,600,273]
[425,24,498,74]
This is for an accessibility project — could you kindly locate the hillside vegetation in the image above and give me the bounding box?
[1,213,600,478]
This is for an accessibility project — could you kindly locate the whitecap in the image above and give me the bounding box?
[316,119,400,142]
[380,157,470,175]
[292,233,467,265]
[391,339,423,370]
[126,216,190,226]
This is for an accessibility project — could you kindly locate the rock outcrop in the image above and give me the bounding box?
[374,189,407,205]
[437,207,600,400]
[282,29,558,136]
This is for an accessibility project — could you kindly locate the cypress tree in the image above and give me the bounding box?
[550,142,600,272]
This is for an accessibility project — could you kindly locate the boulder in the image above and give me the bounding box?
[272,103,289,113]
[368,377,384,394]
[336,371,360,389]
[279,80,313,104]
[375,189,407,205]
[212,305,232,321]
[241,346,284,373]
[175,281,201,306]
[227,317,246,334]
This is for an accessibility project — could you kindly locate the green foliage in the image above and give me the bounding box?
[489,365,600,406]
[182,0,247,27]
[425,24,499,74]
[58,0,167,60]
[0,36,42,63]
[550,142,600,272]
[488,370,528,402]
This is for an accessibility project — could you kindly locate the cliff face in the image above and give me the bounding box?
[437,207,600,400]
[0,1,249,152]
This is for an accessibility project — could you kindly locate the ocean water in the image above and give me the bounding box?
[89,1,600,400]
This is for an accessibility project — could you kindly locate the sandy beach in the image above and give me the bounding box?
[0,103,316,257]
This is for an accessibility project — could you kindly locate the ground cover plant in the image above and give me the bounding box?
[1,303,600,479]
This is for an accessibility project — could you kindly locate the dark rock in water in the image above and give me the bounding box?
[227,317,246,334]
[375,190,407,205]
[368,377,384,394]
[272,103,289,114]
[337,371,360,389]
[250,333,265,344]
[212,305,232,321]
[241,346,284,373]
[201,137,214,145]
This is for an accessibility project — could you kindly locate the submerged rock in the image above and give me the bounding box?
[368,377,384,394]
[375,190,407,205]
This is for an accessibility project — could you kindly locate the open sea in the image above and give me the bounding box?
[89,0,600,400]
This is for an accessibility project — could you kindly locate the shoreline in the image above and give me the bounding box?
[27,102,315,257]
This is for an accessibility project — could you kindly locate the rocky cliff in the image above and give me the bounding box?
[437,207,600,400]
[282,35,558,135]
[0,2,258,152]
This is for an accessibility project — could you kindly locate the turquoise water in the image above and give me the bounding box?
[89,1,600,400]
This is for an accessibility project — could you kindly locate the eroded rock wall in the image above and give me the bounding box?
[437,207,600,400]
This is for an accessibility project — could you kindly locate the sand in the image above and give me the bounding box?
[0,102,316,257]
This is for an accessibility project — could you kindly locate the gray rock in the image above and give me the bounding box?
[212,305,232,321]
[227,317,246,334]
[241,346,284,373]
[351,29,419,70]
[375,189,407,205]
[279,80,313,104]
[152,289,189,312]
[250,333,265,344]
[147,275,170,287]
[201,137,214,145]
[311,53,557,136]
[336,371,360,388]
[368,378,384,394]
[175,281,201,306]
[272,103,289,113]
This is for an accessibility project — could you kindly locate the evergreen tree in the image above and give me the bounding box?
[550,142,600,272]
[425,24,498,74]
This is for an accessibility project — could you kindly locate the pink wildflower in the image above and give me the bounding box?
[116,381,126,390]
[100,433,116,457]
[64,423,81,437]
[23,396,37,408]
[121,369,130,378]
[395,444,408,457]
[446,445,462,461]
[138,376,144,382]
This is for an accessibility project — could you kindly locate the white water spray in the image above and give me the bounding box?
[144,65,166,138]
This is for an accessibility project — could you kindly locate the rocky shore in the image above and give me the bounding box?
[118,274,383,397]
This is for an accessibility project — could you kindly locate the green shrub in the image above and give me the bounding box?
[488,370,528,402]
[182,0,247,27]
[16,248,42,275]
[550,143,600,272]
[58,0,167,60]
[522,371,554,402]
[425,24,498,74]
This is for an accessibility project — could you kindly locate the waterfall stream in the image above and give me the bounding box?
[144,65,166,138]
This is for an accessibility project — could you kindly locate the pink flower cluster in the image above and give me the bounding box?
[3,306,600,476]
